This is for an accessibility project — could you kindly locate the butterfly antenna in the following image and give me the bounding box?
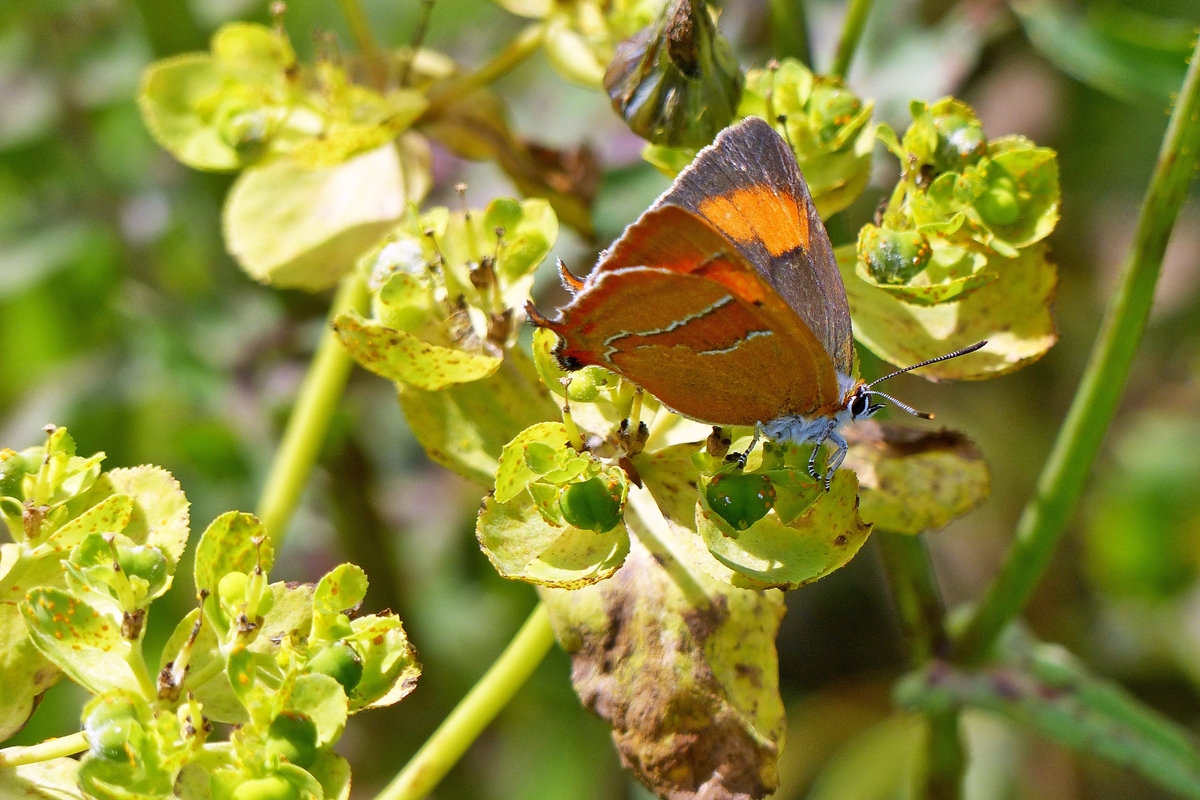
[863,391,935,420]
[865,340,988,388]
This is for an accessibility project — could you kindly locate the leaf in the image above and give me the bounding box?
[19,588,139,696]
[483,197,558,290]
[306,751,351,800]
[896,629,1200,799]
[41,495,134,552]
[0,606,61,742]
[193,512,272,597]
[288,673,348,747]
[97,467,190,568]
[138,53,246,172]
[312,564,368,631]
[838,243,1058,380]
[494,422,574,503]
[541,537,786,800]
[697,470,873,591]
[332,311,502,391]
[0,758,84,800]
[842,422,990,534]
[477,490,629,588]
[396,350,559,485]
[224,141,429,291]
[345,613,421,710]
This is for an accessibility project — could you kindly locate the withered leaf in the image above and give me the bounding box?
[541,538,786,800]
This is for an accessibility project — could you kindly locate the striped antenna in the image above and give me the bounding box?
[866,340,988,388]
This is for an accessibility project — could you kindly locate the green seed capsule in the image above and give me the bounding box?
[858,225,932,285]
[117,545,168,595]
[85,696,139,762]
[558,476,624,533]
[232,776,299,800]
[308,641,364,693]
[217,571,248,605]
[265,712,319,768]
[706,473,776,531]
[933,114,987,173]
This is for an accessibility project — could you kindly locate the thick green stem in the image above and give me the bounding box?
[768,0,812,68]
[830,0,876,79]
[376,603,556,800]
[954,34,1200,666]
[256,274,370,544]
[0,731,88,768]
[876,532,963,798]
[337,0,388,89]
[925,710,966,800]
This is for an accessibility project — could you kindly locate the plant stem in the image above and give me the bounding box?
[423,23,545,116]
[925,710,966,800]
[768,0,812,68]
[337,0,388,89]
[0,731,88,768]
[877,532,948,664]
[876,532,963,798]
[954,34,1200,666]
[830,0,876,79]
[377,603,556,800]
[256,273,370,544]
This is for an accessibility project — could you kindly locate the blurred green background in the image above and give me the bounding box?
[4,0,1200,796]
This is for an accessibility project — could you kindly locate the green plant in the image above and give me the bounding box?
[3,0,1200,799]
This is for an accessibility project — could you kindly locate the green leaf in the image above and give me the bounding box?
[311,564,367,643]
[896,629,1200,799]
[42,494,134,552]
[223,141,429,292]
[194,511,272,598]
[494,422,574,503]
[345,613,421,710]
[332,311,502,391]
[93,467,191,569]
[138,53,247,172]
[697,470,872,591]
[540,538,786,800]
[838,243,1058,379]
[483,197,558,288]
[306,751,351,800]
[20,588,139,696]
[0,758,84,800]
[843,422,991,534]
[477,488,630,588]
[0,606,61,742]
[396,350,559,485]
[287,673,348,747]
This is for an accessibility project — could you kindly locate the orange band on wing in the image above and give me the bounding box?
[697,187,809,257]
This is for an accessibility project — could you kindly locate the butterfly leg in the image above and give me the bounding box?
[822,430,849,491]
[725,423,765,469]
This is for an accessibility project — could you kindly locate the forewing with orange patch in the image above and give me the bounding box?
[654,117,854,376]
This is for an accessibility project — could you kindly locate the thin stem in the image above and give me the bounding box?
[423,23,545,116]
[768,0,812,68]
[876,532,948,664]
[830,0,876,79]
[256,273,370,544]
[0,731,88,768]
[337,0,388,89]
[954,34,1200,666]
[377,603,556,800]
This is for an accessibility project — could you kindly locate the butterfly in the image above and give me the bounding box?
[527,116,984,488]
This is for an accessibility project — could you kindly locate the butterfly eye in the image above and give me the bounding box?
[849,392,870,418]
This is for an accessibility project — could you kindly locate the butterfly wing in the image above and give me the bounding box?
[538,206,841,425]
[651,116,855,377]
